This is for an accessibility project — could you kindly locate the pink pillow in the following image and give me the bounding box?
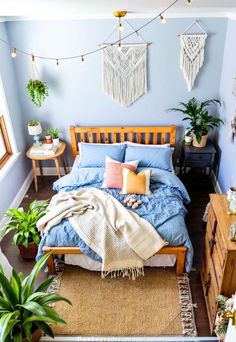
[102,156,139,189]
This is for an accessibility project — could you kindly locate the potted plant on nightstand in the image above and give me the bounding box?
[27,79,49,108]
[168,97,223,148]
[45,127,52,144]
[49,128,61,146]
[3,200,48,259]
[0,253,71,342]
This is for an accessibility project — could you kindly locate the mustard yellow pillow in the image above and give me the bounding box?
[121,168,152,195]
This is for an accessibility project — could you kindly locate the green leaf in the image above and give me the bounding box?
[0,312,19,341]
[38,293,72,306]
[35,321,54,338]
[13,331,22,342]
[0,273,18,306]
[35,276,54,293]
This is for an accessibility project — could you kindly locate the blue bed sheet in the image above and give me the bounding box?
[37,167,193,272]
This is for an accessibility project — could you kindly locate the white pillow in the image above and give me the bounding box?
[125,141,171,148]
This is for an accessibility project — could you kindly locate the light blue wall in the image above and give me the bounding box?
[0,23,30,218]
[217,19,236,192]
[6,18,227,165]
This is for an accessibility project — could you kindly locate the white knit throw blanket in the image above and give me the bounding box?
[180,34,207,91]
[37,188,168,279]
[103,44,147,107]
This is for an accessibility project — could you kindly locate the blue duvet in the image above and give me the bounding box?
[37,167,193,272]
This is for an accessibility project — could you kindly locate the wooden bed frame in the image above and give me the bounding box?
[43,125,187,275]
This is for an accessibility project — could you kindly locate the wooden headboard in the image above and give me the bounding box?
[70,125,176,159]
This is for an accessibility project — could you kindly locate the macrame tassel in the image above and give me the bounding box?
[180,34,207,91]
[103,45,147,107]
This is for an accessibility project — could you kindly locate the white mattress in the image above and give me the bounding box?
[65,254,176,271]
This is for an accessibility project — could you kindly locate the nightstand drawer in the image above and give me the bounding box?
[184,153,212,167]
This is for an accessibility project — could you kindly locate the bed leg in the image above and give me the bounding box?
[176,249,186,276]
[46,254,56,275]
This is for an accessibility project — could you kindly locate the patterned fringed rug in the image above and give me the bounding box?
[48,265,197,338]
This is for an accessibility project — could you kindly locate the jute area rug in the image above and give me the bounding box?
[50,266,197,337]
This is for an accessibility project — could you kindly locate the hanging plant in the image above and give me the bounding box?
[27,79,49,108]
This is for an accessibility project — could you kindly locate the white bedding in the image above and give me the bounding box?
[65,254,176,270]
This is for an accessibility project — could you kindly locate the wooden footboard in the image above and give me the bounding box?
[42,246,187,276]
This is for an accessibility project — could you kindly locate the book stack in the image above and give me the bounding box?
[29,143,58,156]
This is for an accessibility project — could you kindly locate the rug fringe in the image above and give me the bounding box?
[102,266,144,280]
[178,273,198,337]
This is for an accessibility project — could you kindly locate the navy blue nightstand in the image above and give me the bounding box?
[180,140,216,183]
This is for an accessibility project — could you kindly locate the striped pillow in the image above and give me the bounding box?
[102,156,139,189]
[121,168,152,195]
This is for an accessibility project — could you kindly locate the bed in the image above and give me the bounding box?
[39,125,193,275]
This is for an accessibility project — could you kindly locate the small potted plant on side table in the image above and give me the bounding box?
[50,128,61,146]
[168,97,223,148]
[0,254,71,342]
[45,127,52,144]
[3,200,48,259]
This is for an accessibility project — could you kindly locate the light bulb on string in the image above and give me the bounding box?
[160,15,166,24]
[187,0,192,4]
[81,55,85,63]
[11,48,17,58]
[56,59,60,68]
[31,55,35,65]
[117,42,122,52]
[118,17,123,32]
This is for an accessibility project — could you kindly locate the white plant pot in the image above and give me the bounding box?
[28,124,42,136]
[184,135,192,145]
[52,138,60,146]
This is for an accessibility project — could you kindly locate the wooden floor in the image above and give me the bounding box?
[1,174,214,337]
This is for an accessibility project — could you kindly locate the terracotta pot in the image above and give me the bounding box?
[45,135,52,144]
[22,329,42,342]
[18,241,38,260]
[192,134,208,148]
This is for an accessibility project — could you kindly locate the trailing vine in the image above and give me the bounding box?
[27,79,49,108]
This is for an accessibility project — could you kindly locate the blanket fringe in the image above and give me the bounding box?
[102,266,144,280]
[178,273,198,337]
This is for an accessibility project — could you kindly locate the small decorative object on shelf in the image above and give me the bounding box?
[184,129,192,145]
[45,127,52,144]
[227,187,236,214]
[28,119,42,146]
[215,294,235,341]
[229,222,236,241]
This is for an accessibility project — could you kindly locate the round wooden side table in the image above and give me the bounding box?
[26,141,67,192]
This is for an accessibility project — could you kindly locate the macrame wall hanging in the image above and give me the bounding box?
[101,12,148,107]
[179,21,208,92]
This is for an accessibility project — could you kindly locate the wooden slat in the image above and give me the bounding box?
[88,132,93,143]
[161,133,165,144]
[70,125,176,158]
[104,132,109,143]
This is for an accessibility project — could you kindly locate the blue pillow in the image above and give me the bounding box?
[78,143,126,168]
[124,145,174,172]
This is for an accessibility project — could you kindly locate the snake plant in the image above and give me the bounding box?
[0,253,71,341]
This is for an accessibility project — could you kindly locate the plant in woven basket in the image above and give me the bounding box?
[215,294,234,340]
[0,253,71,342]
[27,79,49,108]
[3,200,48,259]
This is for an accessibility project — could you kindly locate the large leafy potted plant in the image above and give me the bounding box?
[4,200,48,259]
[0,253,71,342]
[168,97,223,148]
[27,79,49,108]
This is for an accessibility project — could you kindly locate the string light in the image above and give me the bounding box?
[81,55,85,63]
[0,0,180,63]
[118,18,123,32]
[11,48,17,58]
[117,42,122,52]
[187,0,192,4]
[56,59,59,68]
[160,15,166,24]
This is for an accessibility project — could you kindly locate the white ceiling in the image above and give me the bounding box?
[1,0,236,21]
